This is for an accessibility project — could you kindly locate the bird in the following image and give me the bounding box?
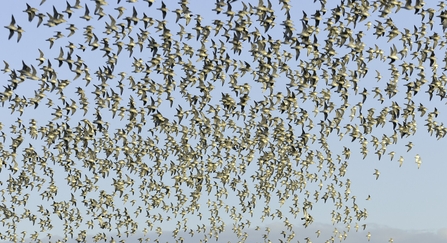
[1,60,10,73]
[80,4,91,21]
[415,154,422,168]
[406,141,414,151]
[157,1,168,19]
[23,3,38,22]
[373,169,380,180]
[4,15,24,42]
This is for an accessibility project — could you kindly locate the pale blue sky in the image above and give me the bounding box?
[0,0,446,242]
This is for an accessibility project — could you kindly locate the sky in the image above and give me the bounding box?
[0,0,447,242]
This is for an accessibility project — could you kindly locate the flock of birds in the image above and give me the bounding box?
[0,0,446,242]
